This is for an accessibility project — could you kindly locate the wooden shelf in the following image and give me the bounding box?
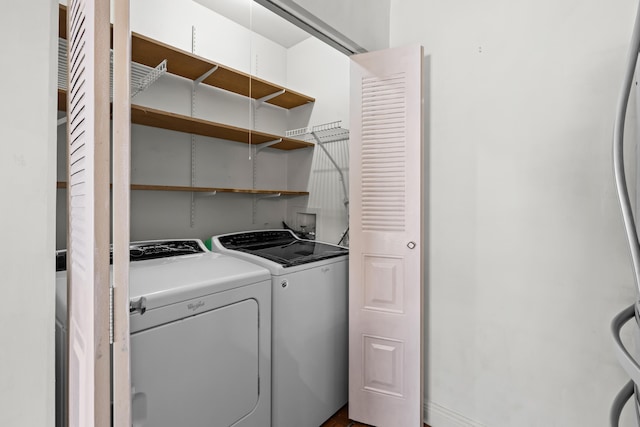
[58,5,315,109]
[57,182,309,196]
[58,90,313,150]
[131,33,314,109]
[130,105,313,150]
[57,89,66,112]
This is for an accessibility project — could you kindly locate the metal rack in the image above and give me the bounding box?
[57,38,167,100]
[287,121,350,144]
[287,121,350,245]
[287,122,349,202]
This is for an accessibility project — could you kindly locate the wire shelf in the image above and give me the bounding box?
[58,38,167,97]
[286,121,350,144]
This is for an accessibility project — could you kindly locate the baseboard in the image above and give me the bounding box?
[424,400,486,427]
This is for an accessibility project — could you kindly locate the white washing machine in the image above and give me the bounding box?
[55,239,272,427]
[207,230,349,427]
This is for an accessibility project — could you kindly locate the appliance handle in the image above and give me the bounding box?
[613,1,640,294]
[611,379,634,426]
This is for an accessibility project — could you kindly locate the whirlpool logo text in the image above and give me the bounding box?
[187,301,205,312]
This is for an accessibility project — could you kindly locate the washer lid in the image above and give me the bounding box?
[212,229,348,267]
[128,251,270,311]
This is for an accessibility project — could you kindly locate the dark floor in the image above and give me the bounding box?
[321,404,430,427]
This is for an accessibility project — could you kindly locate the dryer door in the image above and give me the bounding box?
[130,299,259,427]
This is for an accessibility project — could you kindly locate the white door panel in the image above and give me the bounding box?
[66,1,111,426]
[349,45,424,427]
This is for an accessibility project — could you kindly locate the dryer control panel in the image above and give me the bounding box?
[56,239,207,271]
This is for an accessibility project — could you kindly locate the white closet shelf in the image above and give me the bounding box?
[56,182,309,196]
[58,5,315,109]
[57,90,314,150]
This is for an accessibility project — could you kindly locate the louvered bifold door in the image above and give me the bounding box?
[65,1,111,426]
[349,45,425,427]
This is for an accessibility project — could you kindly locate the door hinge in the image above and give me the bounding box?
[109,286,114,345]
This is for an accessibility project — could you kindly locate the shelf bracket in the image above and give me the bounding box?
[196,191,217,197]
[254,138,282,154]
[131,59,167,98]
[255,89,285,109]
[256,192,281,201]
[194,65,219,85]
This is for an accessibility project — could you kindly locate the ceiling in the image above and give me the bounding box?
[193,0,311,48]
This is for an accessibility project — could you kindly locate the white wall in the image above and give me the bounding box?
[131,0,289,86]
[287,37,350,129]
[389,0,639,425]
[0,0,57,425]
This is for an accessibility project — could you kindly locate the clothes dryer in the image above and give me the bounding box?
[55,239,271,427]
[207,230,349,427]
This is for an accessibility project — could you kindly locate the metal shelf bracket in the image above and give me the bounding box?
[196,191,217,197]
[194,65,219,85]
[254,138,282,154]
[256,192,282,201]
[255,89,285,109]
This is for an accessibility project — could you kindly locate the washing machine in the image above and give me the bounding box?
[207,230,349,427]
[55,239,272,427]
